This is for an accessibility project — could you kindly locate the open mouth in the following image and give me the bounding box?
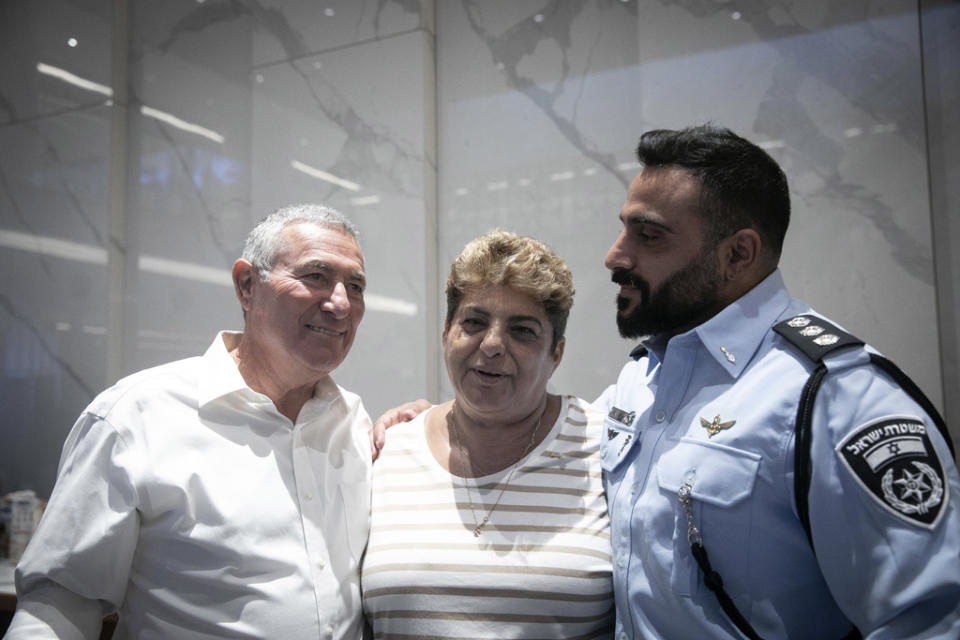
[474,368,505,379]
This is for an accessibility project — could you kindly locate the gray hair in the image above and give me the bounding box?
[241,204,360,281]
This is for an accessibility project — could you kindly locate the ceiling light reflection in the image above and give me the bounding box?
[350,195,380,206]
[291,160,360,191]
[37,63,225,145]
[140,105,225,144]
[37,62,112,97]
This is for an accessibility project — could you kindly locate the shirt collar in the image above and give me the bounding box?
[198,331,343,415]
[641,269,792,378]
[198,331,255,408]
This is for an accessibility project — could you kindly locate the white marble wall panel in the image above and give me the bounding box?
[123,1,258,371]
[437,0,944,411]
[923,0,960,445]
[0,0,115,495]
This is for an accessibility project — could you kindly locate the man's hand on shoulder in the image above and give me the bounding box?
[369,398,431,460]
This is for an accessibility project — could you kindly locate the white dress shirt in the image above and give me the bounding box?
[8,332,372,639]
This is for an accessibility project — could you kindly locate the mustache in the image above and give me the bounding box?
[611,268,646,289]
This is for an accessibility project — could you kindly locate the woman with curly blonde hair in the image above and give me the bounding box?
[362,230,614,639]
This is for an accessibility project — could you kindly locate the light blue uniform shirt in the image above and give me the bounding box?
[598,270,960,639]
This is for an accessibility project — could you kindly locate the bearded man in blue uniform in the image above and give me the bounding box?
[598,125,960,639]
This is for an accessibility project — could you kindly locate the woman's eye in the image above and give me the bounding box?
[512,325,538,338]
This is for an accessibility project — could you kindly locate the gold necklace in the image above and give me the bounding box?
[449,403,546,536]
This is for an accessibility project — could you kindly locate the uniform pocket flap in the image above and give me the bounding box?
[657,437,761,507]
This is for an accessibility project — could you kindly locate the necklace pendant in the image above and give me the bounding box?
[474,515,489,536]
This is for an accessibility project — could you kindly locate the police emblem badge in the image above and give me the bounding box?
[836,415,948,528]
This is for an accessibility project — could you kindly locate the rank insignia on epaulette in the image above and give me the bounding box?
[836,414,948,529]
[773,314,863,362]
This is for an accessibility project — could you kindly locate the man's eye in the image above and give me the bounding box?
[349,282,364,294]
[461,318,485,330]
[512,326,538,338]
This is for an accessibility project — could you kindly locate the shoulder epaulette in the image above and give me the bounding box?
[772,314,864,363]
[773,313,955,554]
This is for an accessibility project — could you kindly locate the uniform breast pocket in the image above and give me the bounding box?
[656,437,760,597]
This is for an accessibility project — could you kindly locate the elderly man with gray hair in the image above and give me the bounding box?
[8,204,373,639]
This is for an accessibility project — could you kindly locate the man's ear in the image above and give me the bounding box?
[720,229,762,281]
[232,259,257,312]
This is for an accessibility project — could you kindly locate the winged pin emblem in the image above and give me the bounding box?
[700,414,736,437]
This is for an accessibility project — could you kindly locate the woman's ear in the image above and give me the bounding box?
[551,336,566,371]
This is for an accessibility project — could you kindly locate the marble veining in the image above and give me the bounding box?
[462,0,631,189]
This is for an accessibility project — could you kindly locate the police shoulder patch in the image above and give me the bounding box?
[836,415,948,529]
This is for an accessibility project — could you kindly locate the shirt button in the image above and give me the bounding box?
[325,624,334,638]
[655,410,666,423]
[318,559,325,570]
[617,552,627,568]
[630,482,639,496]
[619,633,628,640]
[304,492,313,501]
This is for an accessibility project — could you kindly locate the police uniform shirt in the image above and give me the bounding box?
[597,270,960,639]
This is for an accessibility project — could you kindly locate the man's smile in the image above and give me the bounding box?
[305,323,343,336]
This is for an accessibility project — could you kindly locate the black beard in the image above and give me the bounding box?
[612,250,724,339]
